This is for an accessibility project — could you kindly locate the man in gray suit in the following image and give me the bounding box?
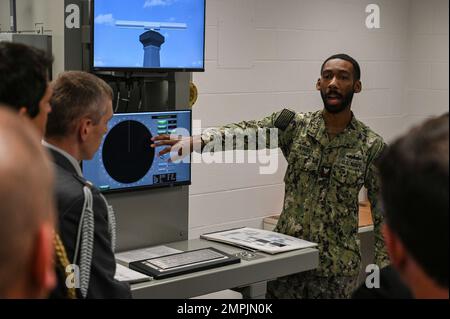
[44,71,131,299]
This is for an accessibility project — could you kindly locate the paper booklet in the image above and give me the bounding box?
[114,263,153,284]
[115,245,183,267]
[200,227,317,254]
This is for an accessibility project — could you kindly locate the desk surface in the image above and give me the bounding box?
[130,238,319,299]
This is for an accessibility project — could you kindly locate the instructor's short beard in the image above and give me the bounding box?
[321,90,355,114]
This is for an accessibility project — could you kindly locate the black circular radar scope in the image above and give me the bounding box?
[102,120,155,184]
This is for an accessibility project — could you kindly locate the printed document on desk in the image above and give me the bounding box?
[201,227,317,254]
[114,263,152,284]
[116,245,182,266]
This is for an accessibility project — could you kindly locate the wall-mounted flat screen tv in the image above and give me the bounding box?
[91,0,205,72]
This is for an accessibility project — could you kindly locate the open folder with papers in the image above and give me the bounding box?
[201,227,317,254]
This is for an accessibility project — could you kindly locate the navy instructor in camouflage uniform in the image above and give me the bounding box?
[152,54,389,298]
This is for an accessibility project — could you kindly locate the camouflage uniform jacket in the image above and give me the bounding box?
[201,109,389,277]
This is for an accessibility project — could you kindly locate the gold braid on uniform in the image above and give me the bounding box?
[54,233,77,299]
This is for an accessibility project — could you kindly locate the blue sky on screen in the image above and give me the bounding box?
[93,0,204,69]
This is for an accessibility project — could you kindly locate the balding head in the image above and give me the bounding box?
[0,107,56,298]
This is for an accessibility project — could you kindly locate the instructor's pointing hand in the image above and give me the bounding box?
[151,134,196,160]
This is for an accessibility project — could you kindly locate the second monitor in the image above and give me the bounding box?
[83,110,191,193]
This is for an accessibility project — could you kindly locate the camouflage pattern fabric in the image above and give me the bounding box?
[202,109,390,298]
[266,270,359,299]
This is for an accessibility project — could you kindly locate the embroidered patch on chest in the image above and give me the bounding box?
[339,153,364,170]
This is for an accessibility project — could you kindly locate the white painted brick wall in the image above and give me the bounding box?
[404,0,449,132]
[190,0,448,239]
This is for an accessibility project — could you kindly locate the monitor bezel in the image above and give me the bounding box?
[90,0,206,73]
[82,109,192,194]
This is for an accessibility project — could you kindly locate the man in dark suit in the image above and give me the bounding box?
[44,71,131,298]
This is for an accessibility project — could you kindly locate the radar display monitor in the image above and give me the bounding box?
[82,110,191,193]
